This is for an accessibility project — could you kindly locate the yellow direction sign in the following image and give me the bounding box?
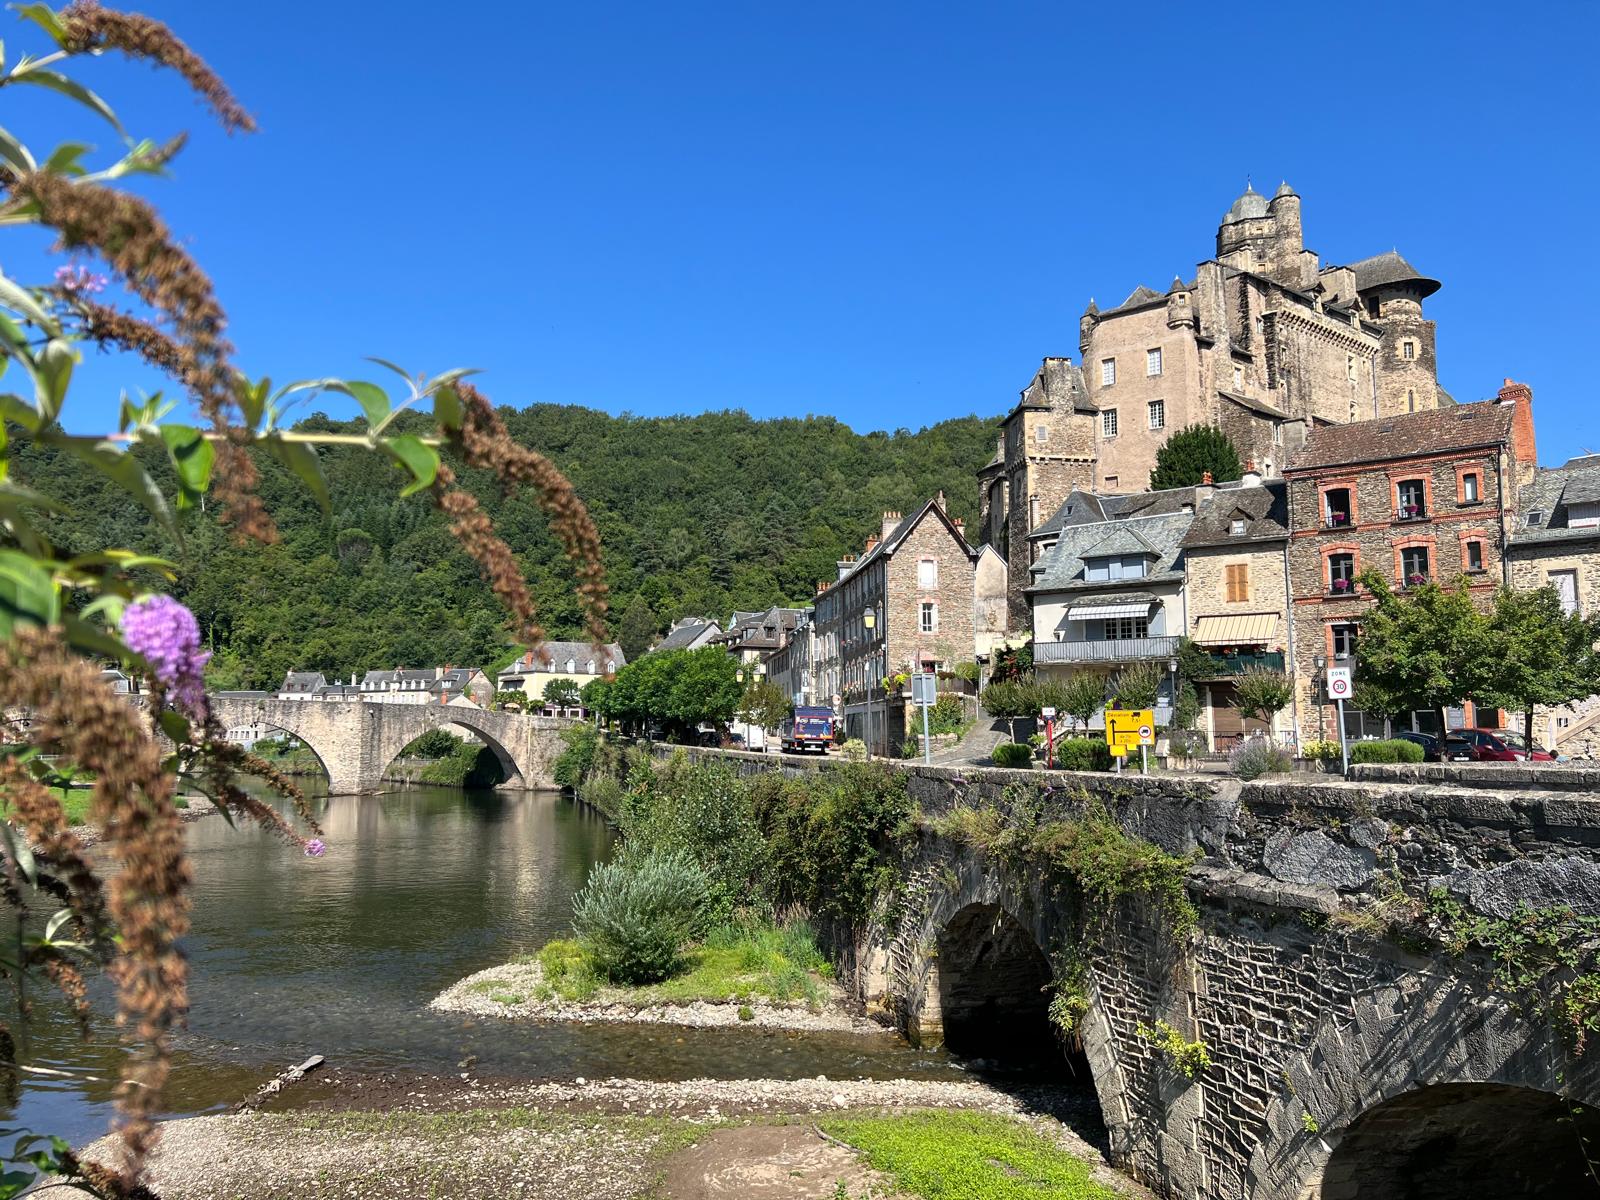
[1105,708,1156,751]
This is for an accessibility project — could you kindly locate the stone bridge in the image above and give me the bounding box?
[671,748,1600,1199]
[215,698,572,794]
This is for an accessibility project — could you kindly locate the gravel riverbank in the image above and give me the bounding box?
[72,794,219,850]
[431,960,881,1033]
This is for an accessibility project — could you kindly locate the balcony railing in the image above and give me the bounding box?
[1033,636,1181,664]
[1195,650,1285,677]
[1395,506,1427,523]
[1324,513,1352,529]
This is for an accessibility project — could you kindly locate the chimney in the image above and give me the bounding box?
[953,517,966,539]
[935,490,947,512]
[816,580,829,595]
[523,650,534,668]
[1241,459,1262,488]
[1195,471,1215,507]
[837,553,857,581]
[1498,378,1537,467]
[881,510,901,541]
[865,533,880,554]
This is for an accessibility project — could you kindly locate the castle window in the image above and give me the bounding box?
[1101,409,1118,439]
[1233,365,1244,389]
[1273,422,1284,445]
[1147,399,1165,430]
[1403,340,1416,361]
[1035,425,1048,444]
[1346,355,1357,382]
[1407,388,1416,413]
[1100,358,1116,387]
[1146,348,1163,377]
[1103,475,1119,490]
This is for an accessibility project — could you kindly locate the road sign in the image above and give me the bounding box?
[1104,708,1155,751]
[1040,706,1057,719]
[1326,665,1353,700]
[911,672,938,706]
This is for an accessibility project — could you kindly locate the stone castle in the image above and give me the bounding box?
[979,183,1448,627]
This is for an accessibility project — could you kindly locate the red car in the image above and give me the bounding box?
[1447,728,1555,762]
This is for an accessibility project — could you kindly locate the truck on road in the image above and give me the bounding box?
[781,706,836,755]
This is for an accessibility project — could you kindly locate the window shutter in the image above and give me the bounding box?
[1225,563,1248,603]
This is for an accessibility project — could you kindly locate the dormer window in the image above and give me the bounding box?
[1085,555,1148,582]
[1527,510,1545,527]
[1229,517,1246,536]
[566,658,576,673]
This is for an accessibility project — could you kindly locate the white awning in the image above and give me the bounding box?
[1067,601,1153,621]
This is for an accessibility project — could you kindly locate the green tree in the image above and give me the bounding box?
[1478,586,1600,750]
[618,596,659,662]
[1110,661,1164,711]
[1059,672,1107,732]
[1353,573,1488,735]
[1149,424,1244,490]
[740,679,792,731]
[980,679,1033,743]
[1234,668,1294,730]
[544,678,582,707]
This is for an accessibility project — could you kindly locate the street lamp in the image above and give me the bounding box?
[862,606,877,761]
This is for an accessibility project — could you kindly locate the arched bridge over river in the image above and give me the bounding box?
[213,698,572,794]
[674,748,1600,1200]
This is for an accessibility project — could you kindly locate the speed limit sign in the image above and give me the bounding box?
[1326,665,1353,699]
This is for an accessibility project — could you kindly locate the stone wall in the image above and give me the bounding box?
[883,510,976,674]
[656,745,1600,1199]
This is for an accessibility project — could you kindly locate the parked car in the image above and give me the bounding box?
[1446,728,1553,762]
[1392,730,1441,762]
[1488,729,1557,762]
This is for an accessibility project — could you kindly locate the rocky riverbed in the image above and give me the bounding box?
[431,960,880,1033]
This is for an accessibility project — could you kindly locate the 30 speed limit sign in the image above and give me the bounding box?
[1326,665,1353,699]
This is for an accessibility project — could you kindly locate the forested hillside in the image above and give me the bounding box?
[12,403,998,688]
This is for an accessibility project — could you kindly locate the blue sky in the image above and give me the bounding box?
[11,1,1598,463]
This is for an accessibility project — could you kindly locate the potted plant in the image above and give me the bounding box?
[1329,511,1349,526]
[1407,572,1427,587]
[1331,577,1351,594]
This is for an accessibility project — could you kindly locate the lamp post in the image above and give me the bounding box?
[862,605,878,761]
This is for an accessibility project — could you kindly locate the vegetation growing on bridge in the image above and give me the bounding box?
[1135,1020,1212,1080]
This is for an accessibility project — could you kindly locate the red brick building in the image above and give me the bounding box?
[1284,385,1536,742]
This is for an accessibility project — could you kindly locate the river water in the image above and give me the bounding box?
[5,784,959,1149]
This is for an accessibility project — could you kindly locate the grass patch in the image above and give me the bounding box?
[822,1111,1120,1200]
[1,786,92,827]
[522,919,834,1009]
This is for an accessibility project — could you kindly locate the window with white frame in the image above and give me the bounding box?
[1101,408,1118,439]
[1465,540,1484,572]
[1103,615,1149,641]
[1462,472,1480,503]
[566,658,576,673]
[1146,348,1162,377]
[1148,399,1165,430]
[917,558,937,589]
[1035,425,1048,444]
[1100,358,1116,387]
[1551,569,1579,615]
[1402,340,1416,360]
[919,602,938,633]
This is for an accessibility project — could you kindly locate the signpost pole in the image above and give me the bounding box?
[922,699,932,766]
[1140,745,1148,775]
[1337,697,1349,774]
[1046,717,1054,770]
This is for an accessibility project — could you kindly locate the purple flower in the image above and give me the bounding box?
[54,263,108,294]
[120,595,210,717]
[303,838,327,858]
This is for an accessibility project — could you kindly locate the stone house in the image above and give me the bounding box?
[429,667,494,708]
[980,184,1451,637]
[1179,472,1295,749]
[973,544,1009,661]
[277,671,327,701]
[763,607,817,706]
[496,642,624,705]
[652,616,722,653]
[1027,491,1194,729]
[360,668,441,705]
[1283,386,1536,743]
[1506,450,1600,756]
[813,495,979,753]
[714,607,805,668]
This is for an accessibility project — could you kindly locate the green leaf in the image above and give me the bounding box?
[0,548,58,632]
[32,336,75,422]
[433,383,462,433]
[40,140,89,175]
[14,3,69,46]
[62,613,128,661]
[0,123,35,175]
[157,709,191,745]
[258,433,330,512]
[0,271,58,335]
[8,69,123,133]
[237,374,269,430]
[329,380,390,429]
[0,393,38,432]
[41,907,72,943]
[157,423,215,510]
[381,434,439,497]
[0,822,38,888]
[40,432,179,544]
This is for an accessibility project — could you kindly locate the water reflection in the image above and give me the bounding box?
[2,784,956,1148]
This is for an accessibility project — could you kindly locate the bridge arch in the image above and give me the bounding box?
[1247,976,1600,1199]
[210,699,570,794]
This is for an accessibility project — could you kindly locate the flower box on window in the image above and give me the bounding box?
[1328,512,1349,526]
[1331,578,1352,594]
[1406,573,1427,586]
[1398,504,1423,520]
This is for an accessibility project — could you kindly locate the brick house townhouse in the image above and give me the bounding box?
[1283,383,1536,743]
[813,494,980,754]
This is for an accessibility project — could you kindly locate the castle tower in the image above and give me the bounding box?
[1351,251,1443,414]
[1078,299,1099,356]
[1165,276,1194,329]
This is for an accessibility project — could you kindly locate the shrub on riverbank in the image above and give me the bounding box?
[1350,738,1426,764]
[992,743,1032,768]
[1054,738,1111,772]
[419,744,503,788]
[554,724,600,790]
[572,850,711,983]
[528,916,832,1007]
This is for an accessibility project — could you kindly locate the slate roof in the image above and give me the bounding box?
[655,617,720,652]
[362,668,437,687]
[835,498,977,586]
[280,672,327,692]
[1182,480,1289,548]
[1345,250,1440,299]
[1286,401,1513,472]
[1510,458,1600,548]
[1218,388,1289,420]
[1009,357,1094,417]
[504,642,625,674]
[1082,526,1161,558]
[1028,509,1196,594]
